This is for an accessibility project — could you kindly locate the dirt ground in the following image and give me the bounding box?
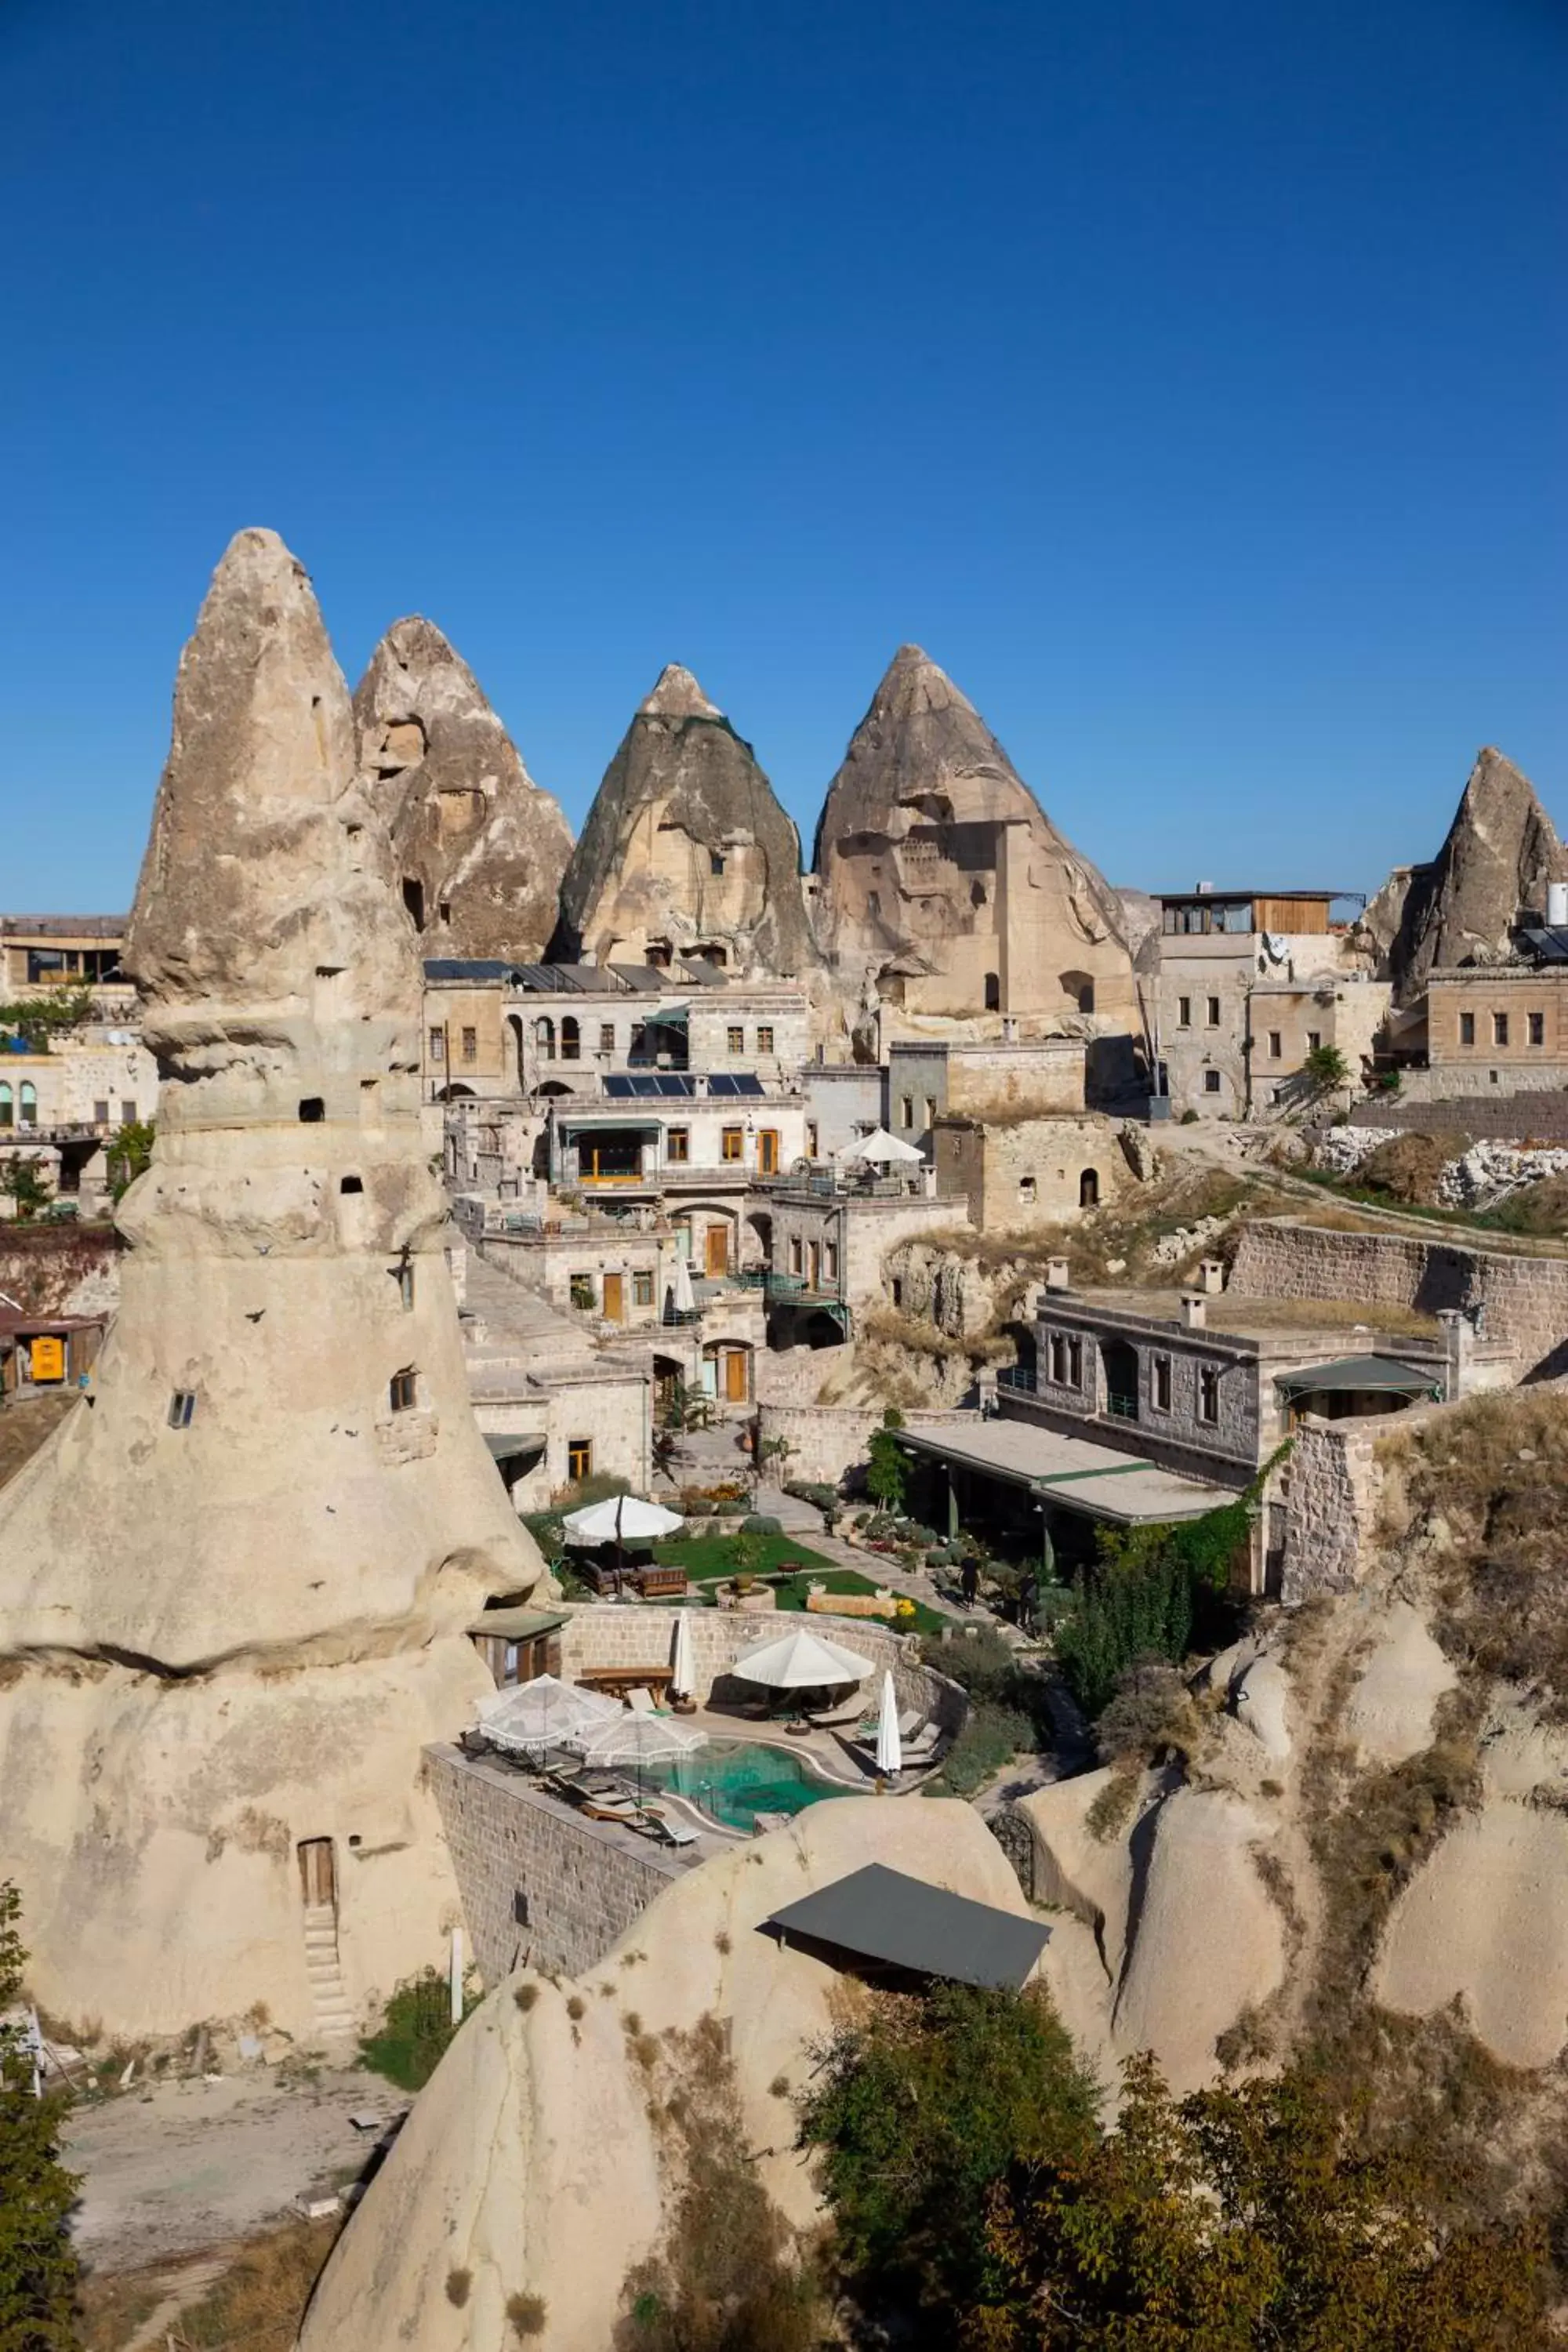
[66,2064,406,2275]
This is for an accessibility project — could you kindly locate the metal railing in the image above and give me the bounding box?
[998,1365,1037,1393]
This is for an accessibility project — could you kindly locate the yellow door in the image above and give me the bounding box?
[603,1272,624,1322]
[706,1225,729,1278]
[28,1336,65,1383]
[724,1348,749,1403]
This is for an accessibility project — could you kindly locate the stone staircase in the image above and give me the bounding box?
[303,1904,356,2049]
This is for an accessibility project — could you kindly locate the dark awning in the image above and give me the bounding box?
[464,1607,568,1640]
[763,1863,1049,1991]
[484,1432,546,1464]
[1275,1356,1441,1402]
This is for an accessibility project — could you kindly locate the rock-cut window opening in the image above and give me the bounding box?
[402,877,426,930]
[389,1367,419,1414]
[168,1391,196,1429]
[984,973,1000,1012]
[393,1261,415,1311]
[299,1098,325,1123]
[340,1175,363,1194]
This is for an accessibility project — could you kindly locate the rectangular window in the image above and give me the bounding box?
[1459,1011,1475,1045]
[1206,996,1221,1027]
[396,1261,415,1311]
[569,1272,595,1311]
[757,1025,775,1054]
[1068,1337,1083,1387]
[901,1096,914,1127]
[600,1022,616,1054]
[168,1390,196,1429]
[389,1367,419,1414]
[1267,1031,1282,1059]
[1153,1355,1172,1410]
[666,1127,690,1163]
[805,1120,819,1158]
[790,1236,804,1276]
[1306,1030,1321,1053]
[1530,1011,1545,1047]
[1494,1011,1509,1047]
[633,1270,654,1307]
[93,1098,110,1125]
[1178,995,1192,1027]
[461,1026,477,1064]
[428,1026,445,1062]
[1019,1175,1037,1203]
[925,1096,937,1129]
[1203,1069,1221,1094]
[1049,1333,1067,1383]
[1199,1367,1220,1425]
[721,1126,743,1161]
[727,1025,744,1054]
[890,1274,903,1308]
[121,1099,136,1123]
[756,1129,779,1174]
[710,851,726,877]
[568,1437,593,1482]
[823,1240,839,1281]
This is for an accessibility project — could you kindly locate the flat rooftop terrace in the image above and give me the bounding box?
[1072,1287,1443,1346]
[900,1416,1242,1525]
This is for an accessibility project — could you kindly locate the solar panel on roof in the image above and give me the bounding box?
[604,1074,634,1098]
[658,1074,693,1097]
[732,1074,764,1097]
[708,1073,737,1096]
[631,1075,662,1096]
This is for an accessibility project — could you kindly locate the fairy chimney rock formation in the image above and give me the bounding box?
[0,530,542,2042]
[813,645,1135,1030]
[554,663,818,976]
[354,618,572,963]
[1370,748,1567,1002]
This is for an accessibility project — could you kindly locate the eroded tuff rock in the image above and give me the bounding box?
[0,530,541,2042]
[554,663,818,975]
[812,646,1135,1030]
[354,618,571,963]
[1365,748,1566,1002]
[299,1797,1075,2351]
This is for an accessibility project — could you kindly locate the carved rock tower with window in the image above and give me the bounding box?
[0,530,543,2044]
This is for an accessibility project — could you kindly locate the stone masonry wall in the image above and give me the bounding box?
[755,1401,978,1489]
[428,1744,681,1983]
[1230,1218,1568,1381]
[1348,1091,1568,1140]
[1278,1404,1448,1603]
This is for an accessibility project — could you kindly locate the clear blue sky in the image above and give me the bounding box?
[3,0,1563,912]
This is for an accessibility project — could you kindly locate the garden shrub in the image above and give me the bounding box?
[742,1512,783,1534]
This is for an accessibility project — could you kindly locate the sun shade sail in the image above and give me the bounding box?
[1274,1356,1441,1401]
[764,1863,1050,1991]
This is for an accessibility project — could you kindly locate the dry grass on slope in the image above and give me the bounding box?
[78,2219,340,2352]
[0,1390,76,1491]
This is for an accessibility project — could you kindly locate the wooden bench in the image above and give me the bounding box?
[634,1564,689,1599]
[575,1666,674,1703]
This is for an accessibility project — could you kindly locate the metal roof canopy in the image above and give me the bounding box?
[483,1432,546,1463]
[764,1863,1050,1991]
[1275,1355,1441,1401]
[896,1420,1242,1526]
[463,1606,568,1639]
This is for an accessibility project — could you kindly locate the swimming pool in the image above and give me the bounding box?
[638,1740,853,1833]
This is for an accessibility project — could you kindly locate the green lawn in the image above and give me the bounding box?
[652,1532,949,1635]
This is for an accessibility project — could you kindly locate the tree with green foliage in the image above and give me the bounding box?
[797,1983,1099,2321]
[1304,1040,1352,1095]
[971,2051,1552,2349]
[0,1158,53,1224]
[0,1882,80,2349]
[0,989,93,1051]
[865,1406,909,1512]
[359,1965,477,2092]
[105,1117,155,1203]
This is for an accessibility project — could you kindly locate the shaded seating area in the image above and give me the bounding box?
[762,1863,1050,1991]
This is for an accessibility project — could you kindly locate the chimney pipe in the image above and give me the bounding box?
[1046,1257,1071,1290]
[1548,881,1568,927]
[1197,1258,1225,1295]
[1181,1292,1206,1330]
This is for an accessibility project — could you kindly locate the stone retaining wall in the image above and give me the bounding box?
[1230,1217,1568,1380]
[1348,1093,1568,1140]
[755,1401,978,1486]
[428,1744,682,1984]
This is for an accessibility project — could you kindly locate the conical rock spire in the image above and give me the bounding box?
[355,618,572,962]
[1372,747,1567,1000]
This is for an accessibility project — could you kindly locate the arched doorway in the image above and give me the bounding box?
[1080,1167,1100,1209]
[983,972,1000,1012]
[506,1013,526,1091]
[745,1209,772,1272]
[1101,1338,1139,1422]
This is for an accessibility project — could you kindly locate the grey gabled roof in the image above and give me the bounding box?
[1275,1355,1441,1400]
[763,1863,1049,1991]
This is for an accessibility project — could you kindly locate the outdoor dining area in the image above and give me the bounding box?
[561,1490,689,1598]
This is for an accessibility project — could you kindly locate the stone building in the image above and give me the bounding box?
[934,1112,1130,1228]
[765,1181,970,1351]
[1152,886,1374,1116]
[0,913,131,996]
[0,530,545,2046]
[1418,942,1568,1098]
[887,1036,1087,1154]
[813,645,1136,1035]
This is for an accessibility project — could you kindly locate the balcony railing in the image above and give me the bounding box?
[764,1271,845,1305]
[1105,1393,1140,1421]
[998,1365,1037,1393]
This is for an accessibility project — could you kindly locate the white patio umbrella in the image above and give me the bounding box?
[567,1711,708,1766]
[563,1494,685,1545]
[670,1610,697,1701]
[731,1627,874,1689]
[477,1674,621,1758]
[873,1669,902,1778]
[837,1126,924,1166]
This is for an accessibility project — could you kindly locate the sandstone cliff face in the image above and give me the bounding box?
[354,618,571,964]
[554,664,818,976]
[1368,748,1566,1002]
[0,532,543,2043]
[813,647,1135,1031]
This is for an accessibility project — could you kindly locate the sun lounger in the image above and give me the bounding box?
[645,1816,702,1849]
[627,1687,659,1716]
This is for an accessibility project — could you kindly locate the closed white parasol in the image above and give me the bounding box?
[731,1627,874,1689]
[837,1127,924,1167]
[478,1674,622,1757]
[873,1669,902,1777]
[670,1610,697,1700]
[563,1494,685,1546]
[670,1257,697,1316]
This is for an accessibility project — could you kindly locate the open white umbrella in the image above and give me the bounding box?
[478,1674,621,1757]
[837,1126,924,1167]
[873,1670,902,1777]
[670,1256,697,1316]
[567,1711,708,1766]
[563,1494,685,1546]
[670,1610,697,1701]
[731,1627,874,1689]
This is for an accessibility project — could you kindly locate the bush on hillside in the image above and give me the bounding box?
[1356,1131,1471,1207]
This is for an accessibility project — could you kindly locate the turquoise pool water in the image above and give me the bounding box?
[640,1740,851,1832]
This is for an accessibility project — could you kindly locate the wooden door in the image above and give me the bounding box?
[705,1225,729,1277]
[808,1240,821,1292]
[724,1348,749,1403]
[757,1129,779,1174]
[603,1272,625,1322]
[298,1838,336,1909]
